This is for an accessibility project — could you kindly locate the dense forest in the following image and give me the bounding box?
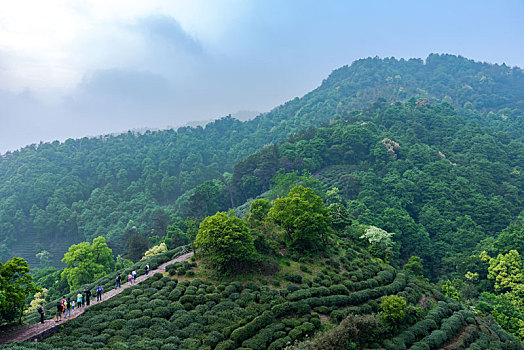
[1,54,523,267]
[225,99,523,279]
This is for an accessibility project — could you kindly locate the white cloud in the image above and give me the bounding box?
[0,0,250,96]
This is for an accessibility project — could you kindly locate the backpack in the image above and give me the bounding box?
[62,304,66,312]
[37,306,44,314]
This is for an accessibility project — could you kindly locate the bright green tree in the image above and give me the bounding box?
[404,256,424,278]
[269,186,331,251]
[247,199,271,228]
[441,279,461,301]
[61,236,114,292]
[486,250,523,293]
[195,212,256,272]
[0,257,38,324]
[380,295,407,326]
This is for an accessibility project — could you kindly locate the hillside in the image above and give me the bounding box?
[224,100,524,281]
[1,54,523,266]
[1,231,521,350]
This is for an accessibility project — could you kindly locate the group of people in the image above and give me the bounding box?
[114,264,149,288]
[37,264,151,324]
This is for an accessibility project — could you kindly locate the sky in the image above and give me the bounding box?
[1,0,524,153]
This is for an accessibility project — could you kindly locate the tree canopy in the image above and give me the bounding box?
[269,186,331,252]
[61,236,114,292]
[0,257,37,324]
[194,212,256,272]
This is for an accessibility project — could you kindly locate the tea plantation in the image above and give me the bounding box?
[2,242,521,350]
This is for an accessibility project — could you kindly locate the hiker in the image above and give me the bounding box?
[55,300,62,322]
[37,302,45,324]
[132,270,137,282]
[145,264,150,276]
[85,287,91,306]
[77,292,82,308]
[128,273,133,285]
[71,299,75,312]
[96,284,103,302]
[64,298,71,318]
[115,274,122,288]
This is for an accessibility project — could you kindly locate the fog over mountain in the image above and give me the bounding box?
[1,0,523,153]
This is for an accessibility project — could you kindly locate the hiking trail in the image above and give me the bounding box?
[0,251,194,344]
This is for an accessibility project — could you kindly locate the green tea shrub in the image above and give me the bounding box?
[268,337,289,350]
[124,309,142,320]
[242,325,275,349]
[240,281,256,291]
[287,283,300,293]
[285,273,303,284]
[330,310,345,323]
[271,301,293,317]
[230,311,275,344]
[215,340,235,350]
[329,284,349,295]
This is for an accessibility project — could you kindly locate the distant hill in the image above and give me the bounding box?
[1,54,523,266]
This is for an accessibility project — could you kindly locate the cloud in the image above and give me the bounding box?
[66,68,173,126]
[134,15,203,55]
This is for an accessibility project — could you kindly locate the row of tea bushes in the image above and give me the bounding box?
[24,245,189,325]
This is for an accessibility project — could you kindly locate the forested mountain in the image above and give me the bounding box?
[1,54,523,267]
[224,99,523,280]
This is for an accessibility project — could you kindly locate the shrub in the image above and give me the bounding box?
[330,310,345,323]
[203,330,225,347]
[288,327,303,341]
[230,311,275,344]
[244,281,259,291]
[272,302,293,318]
[215,340,236,350]
[287,283,300,293]
[329,284,350,295]
[268,338,289,350]
[242,326,275,350]
[285,273,303,284]
[154,306,172,319]
[300,265,311,273]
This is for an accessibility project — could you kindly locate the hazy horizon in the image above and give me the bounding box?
[1,0,524,153]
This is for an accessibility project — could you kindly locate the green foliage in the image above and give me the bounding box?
[486,250,523,293]
[404,256,424,278]
[380,295,407,325]
[61,236,114,292]
[269,186,331,251]
[360,226,395,262]
[0,257,38,324]
[194,212,256,272]
[328,202,352,231]
[247,199,271,228]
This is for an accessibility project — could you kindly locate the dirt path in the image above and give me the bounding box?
[0,251,193,345]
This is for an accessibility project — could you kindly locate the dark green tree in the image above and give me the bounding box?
[269,186,331,251]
